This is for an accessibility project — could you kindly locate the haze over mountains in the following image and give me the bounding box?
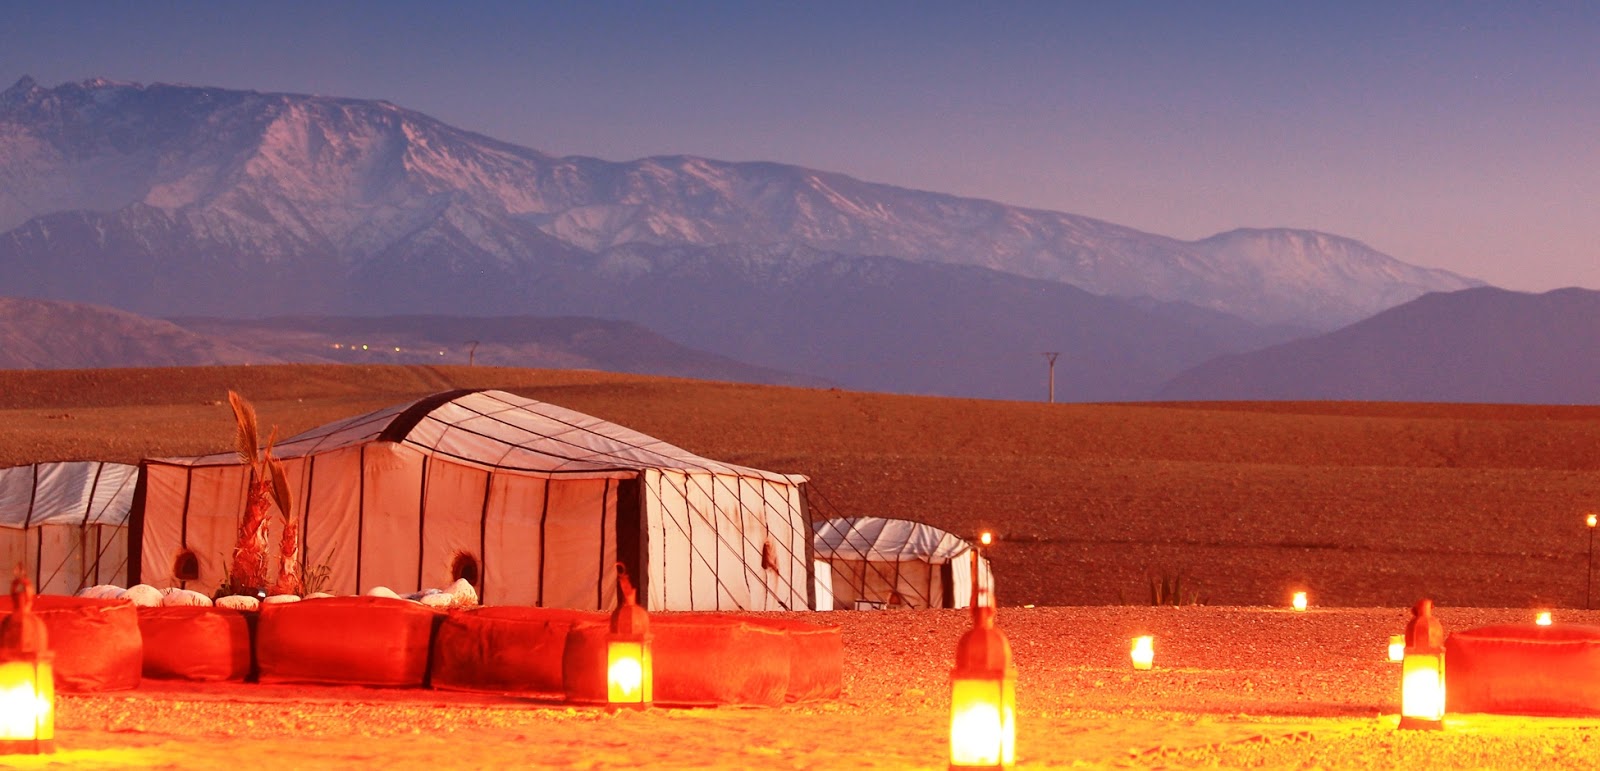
[0,77,1506,400]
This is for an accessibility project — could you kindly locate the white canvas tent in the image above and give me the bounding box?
[132,389,814,611]
[0,461,136,594]
[812,516,994,609]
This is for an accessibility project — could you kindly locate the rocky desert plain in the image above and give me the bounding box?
[2,364,1598,769]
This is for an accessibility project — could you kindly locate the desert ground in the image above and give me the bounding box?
[2,364,1599,768]
[4,364,1598,609]
[21,606,1600,770]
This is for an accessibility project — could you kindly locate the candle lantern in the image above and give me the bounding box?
[1387,634,1405,662]
[950,551,1014,769]
[0,572,54,754]
[1130,636,1154,670]
[1291,591,1308,612]
[1535,611,1552,626]
[606,566,652,708]
[1398,598,1445,730]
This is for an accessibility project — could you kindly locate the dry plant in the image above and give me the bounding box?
[226,390,297,596]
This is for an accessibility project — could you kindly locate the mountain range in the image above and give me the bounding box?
[1158,286,1600,404]
[0,77,1491,399]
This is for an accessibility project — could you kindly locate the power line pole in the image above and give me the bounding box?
[1042,352,1060,403]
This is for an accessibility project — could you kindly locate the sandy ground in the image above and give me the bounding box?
[9,605,1598,770]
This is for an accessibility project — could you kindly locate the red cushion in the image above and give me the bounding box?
[431,607,602,694]
[563,614,792,707]
[1446,623,1600,715]
[137,606,255,682]
[0,596,141,692]
[256,597,442,687]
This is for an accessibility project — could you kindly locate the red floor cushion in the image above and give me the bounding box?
[741,616,844,703]
[1445,623,1600,715]
[0,595,141,692]
[256,597,442,687]
[431,607,603,695]
[563,613,792,707]
[138,606,255,682]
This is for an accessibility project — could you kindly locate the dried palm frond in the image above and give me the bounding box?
[268,456,292,519]
[228,390,260,465]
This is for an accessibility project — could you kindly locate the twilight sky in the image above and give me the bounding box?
[5,1,1597,291]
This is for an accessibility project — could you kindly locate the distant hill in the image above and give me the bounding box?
[0,297,822,386]
[1158,287,1600,404]
[0,297,278,369]
[171,314,826,387]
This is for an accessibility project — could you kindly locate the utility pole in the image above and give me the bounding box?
[1041,352,1060,403]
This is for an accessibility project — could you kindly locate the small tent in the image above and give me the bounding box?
[812,516,994,609]
[132,389,814,611]
[0,461,136,594]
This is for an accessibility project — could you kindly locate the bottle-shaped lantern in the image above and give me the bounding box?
[0,572,53,754]
[1398,598,1445,730]
[949,549,1014,769]
[607,566,652,708]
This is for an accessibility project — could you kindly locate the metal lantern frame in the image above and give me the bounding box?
[606,567,653,709]
[1398,598,1445,731]
[949,549,1014,770]
[0,572,54,754]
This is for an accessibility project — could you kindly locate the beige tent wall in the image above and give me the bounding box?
[419,459,488,596]
[482,473,546,606]
[358,443,425,592]
[541,478,616,610]
[138,462,253,593]
[0,525,125,596]
[0,531,25,584]
[641,469,810,612]
[303,447,362,595]
[646,469,690,610]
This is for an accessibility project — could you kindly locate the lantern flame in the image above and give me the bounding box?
[1388,634,1405,662]
[606,641,647,702]
[1130,636,1154,670]
[1291,591,1307,612]
[1400,654,1445,723]
[949,680,1014,767]
[1536,611,1552,626]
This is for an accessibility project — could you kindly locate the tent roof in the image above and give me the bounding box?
[0,461,139,529]
[154,389,806,483]
[812,516,977,563]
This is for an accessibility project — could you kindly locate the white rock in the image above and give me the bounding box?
[123,584,163,607]
[215,595,261,611]
[304,592,336,600]
[447,578,479,607]
[262,594,301,604]
[365,586,401,599]
[419,592,455,608]
[76,584,127,600]
[160,588,213,607]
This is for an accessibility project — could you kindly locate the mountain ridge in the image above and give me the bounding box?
[1157,286,1600,404]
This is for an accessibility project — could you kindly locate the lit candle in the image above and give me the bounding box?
[1536,611,1552,626]
[1130,636,1154,670]
[1388,634,1405,662]
[1291,591,1308,612]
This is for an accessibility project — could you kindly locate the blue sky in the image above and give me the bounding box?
[5,1,1597,290]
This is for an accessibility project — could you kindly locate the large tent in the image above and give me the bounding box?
[132,389,814,611]
[0,461,136,594]
[812,516,994,609]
